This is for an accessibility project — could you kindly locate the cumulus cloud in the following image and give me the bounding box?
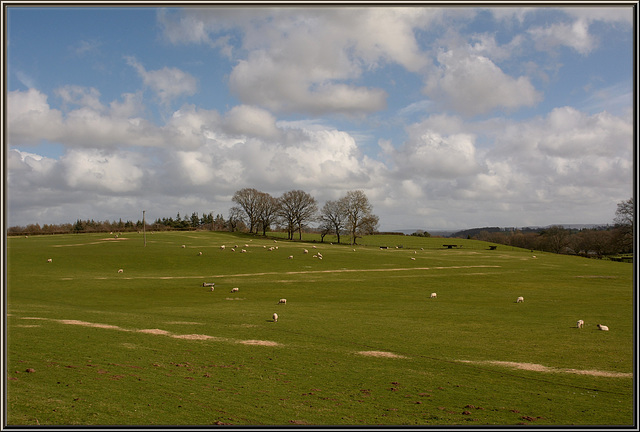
[61,149,145,193]
[223,105,281,139]
[8,88,166,149]
[424,48,542,116]
[529,19,595,55]
[160,8,441,116]
[387,128,480,179]
[126,56,197,105]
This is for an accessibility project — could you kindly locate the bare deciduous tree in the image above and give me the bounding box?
[278,190,318,240]
[232,188,262,233]
[318,199,346,243]
[256,192,280,236]
[340,190,378,245]
[613,197,634,252]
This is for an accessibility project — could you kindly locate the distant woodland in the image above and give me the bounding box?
[7,197,633,258]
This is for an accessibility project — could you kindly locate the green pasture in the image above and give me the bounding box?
[5,231,635,426]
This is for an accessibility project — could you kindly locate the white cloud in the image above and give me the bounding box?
[529,19,595,55]
[61,149,145,193]
[424,48,542,116]
[126,56,197,105]
[160,8,441,116]
[7,89,64,145]
[386,124,480,179]
[223,105,281,139]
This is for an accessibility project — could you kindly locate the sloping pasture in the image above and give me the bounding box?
[5,231,634,425]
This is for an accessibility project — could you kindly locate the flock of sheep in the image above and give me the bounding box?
[46,239,611,331]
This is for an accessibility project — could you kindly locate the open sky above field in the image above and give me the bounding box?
[5,3,636,231]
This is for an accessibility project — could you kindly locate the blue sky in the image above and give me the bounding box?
[5,4,636,231]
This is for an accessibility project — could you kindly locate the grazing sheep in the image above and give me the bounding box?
[317,253,323,258]
[516,296,524,303]
[241,249,247,253]
[231,287,239,293]
[244,244,249,247]
[318,256,323,260]
[288,255,294,259]
[532,255,537,259]
[118,269,124,273]
[597,324,609,331]
[231,248,235,252]
[220,245,225,250]
[410,257,416,260]
[202,282,215,287]
[312,245,317,248]
[210,287,215,292]
[304,249,309,254]
[47,258,52,263]
[430,293,437,299]
[273,313,278,322]
[278,298,287,304]
[198,251,203,256]
[181,245,186,248]
[577,320,584,329]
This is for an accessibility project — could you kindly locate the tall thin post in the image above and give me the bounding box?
[143,210,147,247]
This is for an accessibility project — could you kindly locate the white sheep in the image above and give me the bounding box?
[244,244,249,247]
[220,245,226,250]
[410,257,416,260]
[597,324,609,331]
[317,253,323,258]
[181,245,186,248]
[304,249,309,254]
[210,287,215,292]
[198,251,203,256]
[288,255,294,259]
[278,298,287,304]
[430,293,437,299]
[273,313,278,322]
[117,269,124,273]
[241,249,247,253]
[47,258,52,263]
[577,320,584,329]
[231,287,239,293]
[516,296,524,303]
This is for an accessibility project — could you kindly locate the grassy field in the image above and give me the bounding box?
[5,231,635,426]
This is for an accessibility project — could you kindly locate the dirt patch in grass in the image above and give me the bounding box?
[458,360,632,378]
[137,329,171,335]
[171,334,216,340]
[357,351,407,359]
[58,319,126,330]
[239,340,282,347]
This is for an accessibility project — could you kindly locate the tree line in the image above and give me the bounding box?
[230,188,379,245]
[465,198,634,257]
[6,188,381,246]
